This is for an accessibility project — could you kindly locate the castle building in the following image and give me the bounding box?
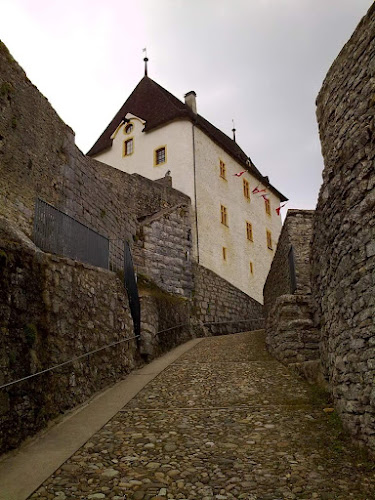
[87,74,287,303]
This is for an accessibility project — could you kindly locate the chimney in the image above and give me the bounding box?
[184,91,197,114]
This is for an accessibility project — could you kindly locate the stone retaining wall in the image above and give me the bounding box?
[134,204,193,297]
[193,264,264,335]
[0,220,199,456]
[312,3,375,451]
[139,294,193,361]
[263,210,320,370]
[264,210,314,317]
[266,295,319,367]
[0,219,138,454]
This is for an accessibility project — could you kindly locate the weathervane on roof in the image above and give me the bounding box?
[142,48,149,77]
[232,119,236,143]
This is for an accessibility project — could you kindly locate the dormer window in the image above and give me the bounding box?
[154,146,166,166]
[125,123,133,134]
[124,138,134,156]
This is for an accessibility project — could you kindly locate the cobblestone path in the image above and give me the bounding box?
[29,331,375,500]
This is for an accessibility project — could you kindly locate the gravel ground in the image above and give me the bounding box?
[29,331,375,500]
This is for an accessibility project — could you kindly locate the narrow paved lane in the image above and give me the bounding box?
[29,331,375,500]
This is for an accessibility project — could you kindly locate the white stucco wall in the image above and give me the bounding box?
[93,116,196,202]
[194,127,282,303]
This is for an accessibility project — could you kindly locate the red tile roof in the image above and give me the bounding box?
[87,76,287,202]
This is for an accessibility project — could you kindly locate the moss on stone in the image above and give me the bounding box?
[116,269,125,283]
[0,248,8,267]
[8,350,16,365]
[24,323,38,347]
[308,383,331,407]
[137,273,186,303]
[0,81,13,97]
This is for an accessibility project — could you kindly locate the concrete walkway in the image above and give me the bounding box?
[4,331,375,499]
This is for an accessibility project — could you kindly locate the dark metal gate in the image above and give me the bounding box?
[33,198,109,269]
[124,241,141,338]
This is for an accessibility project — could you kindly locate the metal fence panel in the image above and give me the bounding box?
[33,198,109,269]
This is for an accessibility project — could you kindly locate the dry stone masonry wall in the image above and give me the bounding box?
[0,218,205,456]
[193,264,264,335]
[0,216,204,457]
[264,211,320,371]
[264,210,314,316]
[134,204,193,297]
[312,3,375,451]
[0,219,137,455]
[139,292,194,361]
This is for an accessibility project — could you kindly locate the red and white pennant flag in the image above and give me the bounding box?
[276,202,288,215]
[252,185,267,194]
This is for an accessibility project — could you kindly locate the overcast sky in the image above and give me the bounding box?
[0,0,372,212]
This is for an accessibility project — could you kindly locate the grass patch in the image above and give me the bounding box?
[327,410,345,454]
[354,447,375,472]
[309,383,332,407]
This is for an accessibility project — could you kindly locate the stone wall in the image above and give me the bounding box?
[0,219,137,455]
[264,210,314,317]
[0,40,189,270]
[312,3,375,451]
[265,295,319,368]
[193,264,264,335]
[264,211,320,370]
[0,218,206,456]
[134,203,193,297]
[139,290,193,362]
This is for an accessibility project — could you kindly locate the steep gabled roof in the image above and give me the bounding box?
[87,77,188,156]
[87,76,287,202]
